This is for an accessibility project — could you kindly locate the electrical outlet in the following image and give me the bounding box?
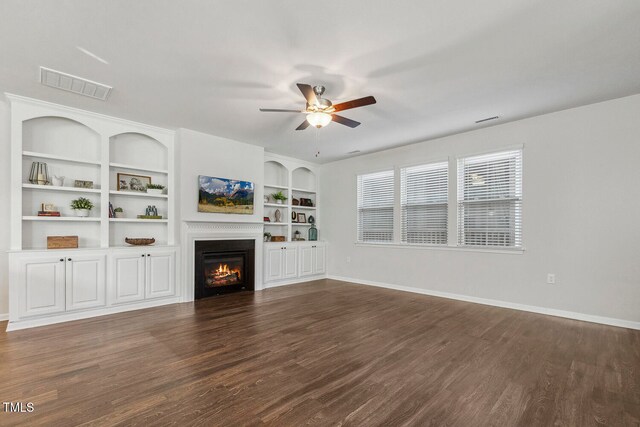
[346,256,351,263]
[547,273,556,284]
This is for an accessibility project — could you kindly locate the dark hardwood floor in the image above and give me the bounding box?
[0,279,639,426]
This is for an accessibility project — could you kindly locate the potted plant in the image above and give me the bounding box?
[70,197,94,217]
[270,191,287,205]
[114,207,125,218]
[263,232,272,242]
[146,183,165,195]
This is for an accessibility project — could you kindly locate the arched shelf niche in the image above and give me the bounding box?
[292,167,316,192]
[264,160,289,188]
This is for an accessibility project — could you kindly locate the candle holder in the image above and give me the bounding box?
[28,162,50,185]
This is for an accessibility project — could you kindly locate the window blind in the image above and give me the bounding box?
[457,150,522,247]
[357,170,395,242]
[401,162,448,245]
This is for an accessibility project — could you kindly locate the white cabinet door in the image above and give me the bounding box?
[265,246,284,282]
[313,245,326,275]
[65,254,107,311]
[145,250,176,299]
[112,253,146,304]
[283,246,298,279]
[299,246,314,277]
[18,256,66,318]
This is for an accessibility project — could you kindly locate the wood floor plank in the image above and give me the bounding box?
[0,279,638,426]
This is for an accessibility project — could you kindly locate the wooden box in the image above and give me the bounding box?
[270,235,286,242]
[47,236,79,249]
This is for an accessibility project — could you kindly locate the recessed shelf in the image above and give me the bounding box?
[292,223,313,226]
[109,218,169,223]
[109,162,168,174]
[291,187,316,194]
[264,183,288,190]
[22,183,102,194]
[23,216,101,222]
[264,203,289,208]
[23,150,101,166]
[292,206,316,210]
[264,222,287,226]
[109,190,169,199]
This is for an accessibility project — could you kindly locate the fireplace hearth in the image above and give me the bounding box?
[195,240,255,299]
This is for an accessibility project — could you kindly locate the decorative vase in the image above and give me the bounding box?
[274,209,282,222]
[276,199,283,204]
[309,224,318,241]
[75,209,90,217]
[146,189,163,195]
[115,211,125,218]
[52,175,65,187]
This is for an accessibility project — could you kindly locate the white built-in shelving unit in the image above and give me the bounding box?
[9,94,176,251]
[263,154,319,242]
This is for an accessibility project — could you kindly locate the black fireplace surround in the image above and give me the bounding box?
[195,239,255,299]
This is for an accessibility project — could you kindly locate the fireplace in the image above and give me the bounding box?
[195,239,255,299]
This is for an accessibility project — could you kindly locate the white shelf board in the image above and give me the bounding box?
[22,183,102,194]
[264,222,287,226]
[109,218,169,223]
[292,223,313,226]
[264,183,288,190]
[292,206,316,210]
[291,187,316,194]
[23,151,101,166]
[109,190,169,199]
[109,162,168,174]
[23,216,101,222]
[264,203,289,208]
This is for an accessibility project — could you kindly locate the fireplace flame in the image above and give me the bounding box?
[214,263,241,280]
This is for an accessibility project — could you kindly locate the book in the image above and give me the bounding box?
[38,211,61,216]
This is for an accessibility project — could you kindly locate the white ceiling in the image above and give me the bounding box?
[1,1,639,163]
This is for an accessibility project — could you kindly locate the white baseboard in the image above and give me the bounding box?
[5,297,182,332]
[0,313,8,321]
[264,274,327,289]
[327,275,640,330]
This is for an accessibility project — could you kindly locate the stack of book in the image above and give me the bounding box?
[38,211,61,217]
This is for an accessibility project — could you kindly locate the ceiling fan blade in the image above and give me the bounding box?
[259,108,304,113]
[297,83,318,106]
[295,120,311,131]
[332,114,361,128]
[332,96,377,112]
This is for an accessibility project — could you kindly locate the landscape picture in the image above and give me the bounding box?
[198,175,254,214]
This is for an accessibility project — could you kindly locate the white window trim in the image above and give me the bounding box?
[354,146,525,253]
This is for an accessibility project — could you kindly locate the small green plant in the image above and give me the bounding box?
[270,191,287,201]
[70,197,94,210]
[146,183,166,190]
[114,207,123,213]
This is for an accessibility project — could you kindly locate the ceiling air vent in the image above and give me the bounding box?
[39,67,112,101]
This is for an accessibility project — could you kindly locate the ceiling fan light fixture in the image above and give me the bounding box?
[306,112,332,128]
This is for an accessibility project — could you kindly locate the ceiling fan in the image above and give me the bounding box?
[260,84,376,130]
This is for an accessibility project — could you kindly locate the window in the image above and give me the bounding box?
[401,162,448,245]
[357,170,394,242]
[457,150,522,247]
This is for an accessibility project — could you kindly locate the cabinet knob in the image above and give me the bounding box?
[147,254,151,257]
[59,258,64,262]
[67,258,72,261]
[142,254,145,257]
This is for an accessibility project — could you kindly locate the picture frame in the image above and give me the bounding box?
[117,173,151,192]
[41,203,56,212]
[300,198,313,207]
[296,213,306,223]
[74,180,94,189]
[291,212,297,222]
[198,176,254,214]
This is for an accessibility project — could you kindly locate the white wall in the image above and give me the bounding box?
[0,98,10,316]
[176,128,264,225]
[320,94,640,325]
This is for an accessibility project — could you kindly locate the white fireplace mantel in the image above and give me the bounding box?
[181,221,264,301]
